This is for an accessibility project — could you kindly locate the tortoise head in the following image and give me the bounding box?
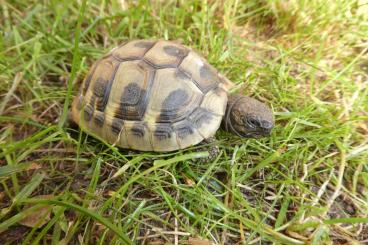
[223,95,274,138]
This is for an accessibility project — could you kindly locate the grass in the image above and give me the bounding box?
[0,0,368,244]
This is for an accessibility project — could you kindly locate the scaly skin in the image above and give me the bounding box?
[223,95,274,138]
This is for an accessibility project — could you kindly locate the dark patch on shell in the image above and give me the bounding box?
[83,105,94,122]
[94,113,105,127]
[163,45,187,59]
[111,118,124,135]
[154,124,172,140]
[93,77,112,111]
[214,87,225,96]
[93,78,107,97]
[82,61,99,95]
[82,73,93,95]
[89,96,96,106]
[175,122,194,139]
[121,83,143,105]
[189,108,213,128]
[131,123,145,138]
[134,41,155,49]
[199,64,217,81]
[159,89,189,121]
[115,82,147,120]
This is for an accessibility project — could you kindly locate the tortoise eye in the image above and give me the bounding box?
[245,118,259,128]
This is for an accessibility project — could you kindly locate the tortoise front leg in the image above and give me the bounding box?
[200,136,220,163]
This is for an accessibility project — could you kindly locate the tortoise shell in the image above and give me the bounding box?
[71,40,233,152]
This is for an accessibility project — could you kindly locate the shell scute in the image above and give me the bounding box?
[149,123,179,151]
[93,113,105,127]
[144,41,189,68]
[106,60,155,121]
[102,115,129,148]
[172,120,203,149]
[179,51,220,93]
[200,87,227,116]
[144,68,202,123]
[189,107,213,129]
[112,40,156,60]
[125,121,153,151]
[83,105,94,122]
[81,55,120,116]
[111,118,124,136]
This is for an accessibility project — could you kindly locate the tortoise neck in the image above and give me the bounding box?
[222,94,243,134]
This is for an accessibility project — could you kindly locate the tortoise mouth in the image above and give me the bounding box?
[226,117,272,138]
[236,127,272,138]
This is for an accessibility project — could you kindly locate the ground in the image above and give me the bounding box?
[0,0,368,244]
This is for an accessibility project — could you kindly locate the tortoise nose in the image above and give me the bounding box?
[261,120,273,128]
[261,121,273,134]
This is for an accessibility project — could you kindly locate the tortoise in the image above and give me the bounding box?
[71,40,274,152]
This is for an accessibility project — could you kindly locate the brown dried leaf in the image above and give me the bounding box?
[357,122,368,135]
[184,176,195,187]
[27,163,42,171]
[18,195,53,228]
[18,205,52,228]
[0,192,5,202]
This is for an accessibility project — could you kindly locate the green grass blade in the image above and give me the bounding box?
[0,163,33,180]
[324,217,368,225]
[22,198,133,244]
[153,151,209,166]
[58,0,87,127]
[13,173,45,205]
